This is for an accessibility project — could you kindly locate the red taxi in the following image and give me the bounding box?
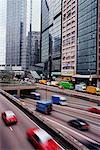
[2,110,17,125]
[26,127,60,150]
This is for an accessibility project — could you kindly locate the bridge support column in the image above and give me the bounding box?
[17,89,20,97]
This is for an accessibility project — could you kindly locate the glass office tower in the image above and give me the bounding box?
[41,0,62,74]
[77,0,100,86]
[0,0,7,69]
[0,0,32,70]
[77,0,97,75]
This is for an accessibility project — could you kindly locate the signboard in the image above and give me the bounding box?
[61,69,74,76]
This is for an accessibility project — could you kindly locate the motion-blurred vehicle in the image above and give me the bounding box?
[30,92,40,100]
[52,95,67,106]
[26,127,59,150]
[85,142,100,150]
[36,100,52,114]
[59,81,74,90]
[68,119,89,131]
[86,86,96,94]
[39,80,47,84]
[75,83,86,92]
[96,87,100,95]
[12,94,20,99]
[2,110,17,125]
[50,81,59,87]
[88,106,100,114]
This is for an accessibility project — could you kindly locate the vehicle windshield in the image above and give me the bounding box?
[35,130,52,143]
[60,100,66,102]
[6,111,15,118]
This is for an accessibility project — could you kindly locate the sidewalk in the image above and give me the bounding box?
[36,84,100,104]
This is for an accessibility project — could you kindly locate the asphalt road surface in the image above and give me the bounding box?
[20,97,100,146]
[0,94,40,150]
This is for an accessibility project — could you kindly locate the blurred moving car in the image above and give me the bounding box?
[68,119,89,131]
[86,86,96,94]
[2,110,17,125]
[50,81,59,87]
[39,80,47,84]
[52,95,68,106]
[88,106,100,114]
[26,127,60,150]
[96,87,100,95]
[59,81,74,90]
[75,83,86,92]
[12,94,20,99]
[85,142,100,150]
[30,92,40,100]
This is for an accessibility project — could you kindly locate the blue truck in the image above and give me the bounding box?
[36,100,52,114]
[52,95,67,106]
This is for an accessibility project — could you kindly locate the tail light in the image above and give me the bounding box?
[84,124,89,128]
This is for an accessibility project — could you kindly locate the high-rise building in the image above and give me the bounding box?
[0,0,32,70]
[77,0,100,87]
[41,0,62,76]
[62,0,77,77]
[27,31,40,68]
[0,0,7,70]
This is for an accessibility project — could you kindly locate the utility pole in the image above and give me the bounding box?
[49,54,52,81]
[49,34,52,81]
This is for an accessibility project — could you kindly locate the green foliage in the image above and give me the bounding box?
[0,70,13,82]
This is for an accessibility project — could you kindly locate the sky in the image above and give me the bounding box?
[32,0,41,31]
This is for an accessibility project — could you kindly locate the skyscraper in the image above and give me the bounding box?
[62,0,77,77]
[41,0,62,76]
[0,0,32,70]
[27,31,40,68]
[77,0,100,87]
[0,0,7,69]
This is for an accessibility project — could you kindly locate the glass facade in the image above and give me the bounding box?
[0,0,7,66]
[77,0,97,75]
[0,0,32,70]
[41,0,61,72]
[6,0,21,66]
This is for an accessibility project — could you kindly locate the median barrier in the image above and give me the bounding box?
[0,89,89,150]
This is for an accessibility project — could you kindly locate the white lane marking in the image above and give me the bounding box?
[43,117,99,145]
[9,126,13,131]
[2,95,64,150]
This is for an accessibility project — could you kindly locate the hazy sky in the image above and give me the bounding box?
[32,0,41,31]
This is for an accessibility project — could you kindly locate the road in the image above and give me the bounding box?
[37,89,98,110]
[20,90,100,147]
[0,93,64,150]
[36,84,100,102]
[0,93,37,150]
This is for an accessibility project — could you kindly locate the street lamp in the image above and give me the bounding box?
[88,69,92,85]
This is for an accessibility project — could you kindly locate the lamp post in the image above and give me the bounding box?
[88,69,92,85]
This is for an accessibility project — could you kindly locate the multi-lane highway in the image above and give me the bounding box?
[0,93,64,150]
[0,93,37,150]
[20,89,100,148]
[1,87,100,150]
[37,89,98,109]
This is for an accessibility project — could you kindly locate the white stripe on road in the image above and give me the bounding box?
[9,126,13,131]
[43,117,99,145]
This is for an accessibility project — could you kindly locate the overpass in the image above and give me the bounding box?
[0,85,36,97]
